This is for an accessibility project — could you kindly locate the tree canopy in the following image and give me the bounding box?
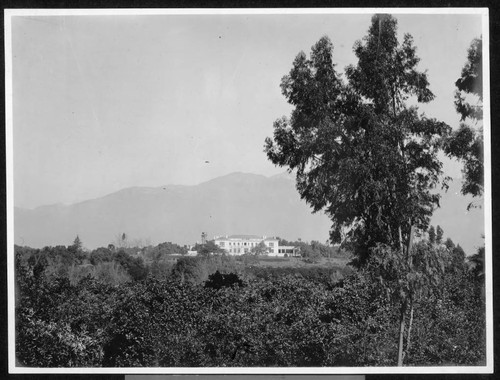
[193,240,226,257]
[250,241,269,255]
[444,37,483,199]
[265,14,450,266]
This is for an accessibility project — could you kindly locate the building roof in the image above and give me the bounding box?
[213,234,280,241]
[227,234,262,240]
[263,237,279,241]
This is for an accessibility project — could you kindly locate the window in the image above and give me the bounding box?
[220,242,225,247]
[269,242,274,247]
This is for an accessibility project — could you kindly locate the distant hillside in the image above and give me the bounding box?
[14,172,484,254]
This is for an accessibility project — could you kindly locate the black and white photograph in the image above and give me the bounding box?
[5,8,492,374]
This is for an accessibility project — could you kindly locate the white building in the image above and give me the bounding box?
[213,235,299,257]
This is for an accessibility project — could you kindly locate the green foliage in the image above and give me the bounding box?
[204,271,244,290]
[408,267,485,365]
[444,37,483,198]
[148,259,175,280]
[368,242,446,302]
[265,14,450,267]
[444,123,483,199]
[436,225,444,245]
[428,225,436,245]
[20,245,88,279]
[250,241,269,255]
[17,311,104,367]
[365,241,448,364]
[454,37,483,119]
[71,235,83,252]
[327,271,399,365]
[245,265,351,288]
[145,241,188,260]
[346,15,434,113]
[193,240,226,257]
[453,244,466,261]
[171,255,239,285]
[93,261,131,284]
[444,237,455,250]
[171,256,210,284]
[301,244,322,263]
[15,244,485,367]
[89,247,113,265]
[278,238,345,259]
[113,249,148,281]
[15,252,111,366]
[468,245,485,281]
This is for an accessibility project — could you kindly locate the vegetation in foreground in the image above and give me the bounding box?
[14,229,484,367]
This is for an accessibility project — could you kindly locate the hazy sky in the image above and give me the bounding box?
[9,11,483,209]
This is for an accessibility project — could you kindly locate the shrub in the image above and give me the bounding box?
[204,271,244,289]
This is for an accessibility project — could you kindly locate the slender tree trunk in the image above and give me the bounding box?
[392,91,397,118]
[402,224,415,363]
[405,301,415,361]
[398,226,403,251]
[397,300,407,366]
[407,224,415,258]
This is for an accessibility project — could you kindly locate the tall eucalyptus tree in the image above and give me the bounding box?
[265,14,450,267]
[265,14,452,365]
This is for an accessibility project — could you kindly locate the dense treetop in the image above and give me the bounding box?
[444,36,483,199]
[265,14,450,266]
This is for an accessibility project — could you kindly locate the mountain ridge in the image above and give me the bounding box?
[14,172,484,254]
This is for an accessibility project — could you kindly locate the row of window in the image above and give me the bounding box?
[278,248,296,254]
[219,241,274,247]
[219,241,257,247]
[219,241,274,248]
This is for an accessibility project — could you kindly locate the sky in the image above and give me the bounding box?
[8,10,484,209]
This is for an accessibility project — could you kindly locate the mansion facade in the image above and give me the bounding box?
[213,234,299,257]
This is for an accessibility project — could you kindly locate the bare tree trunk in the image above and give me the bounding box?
[401,224,415,363]
[405,301,415,361]
[407,224,415,258]
[398,226,403,251]
[397,300,407,366]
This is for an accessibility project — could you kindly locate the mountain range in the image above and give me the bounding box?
[14,172,485,254]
